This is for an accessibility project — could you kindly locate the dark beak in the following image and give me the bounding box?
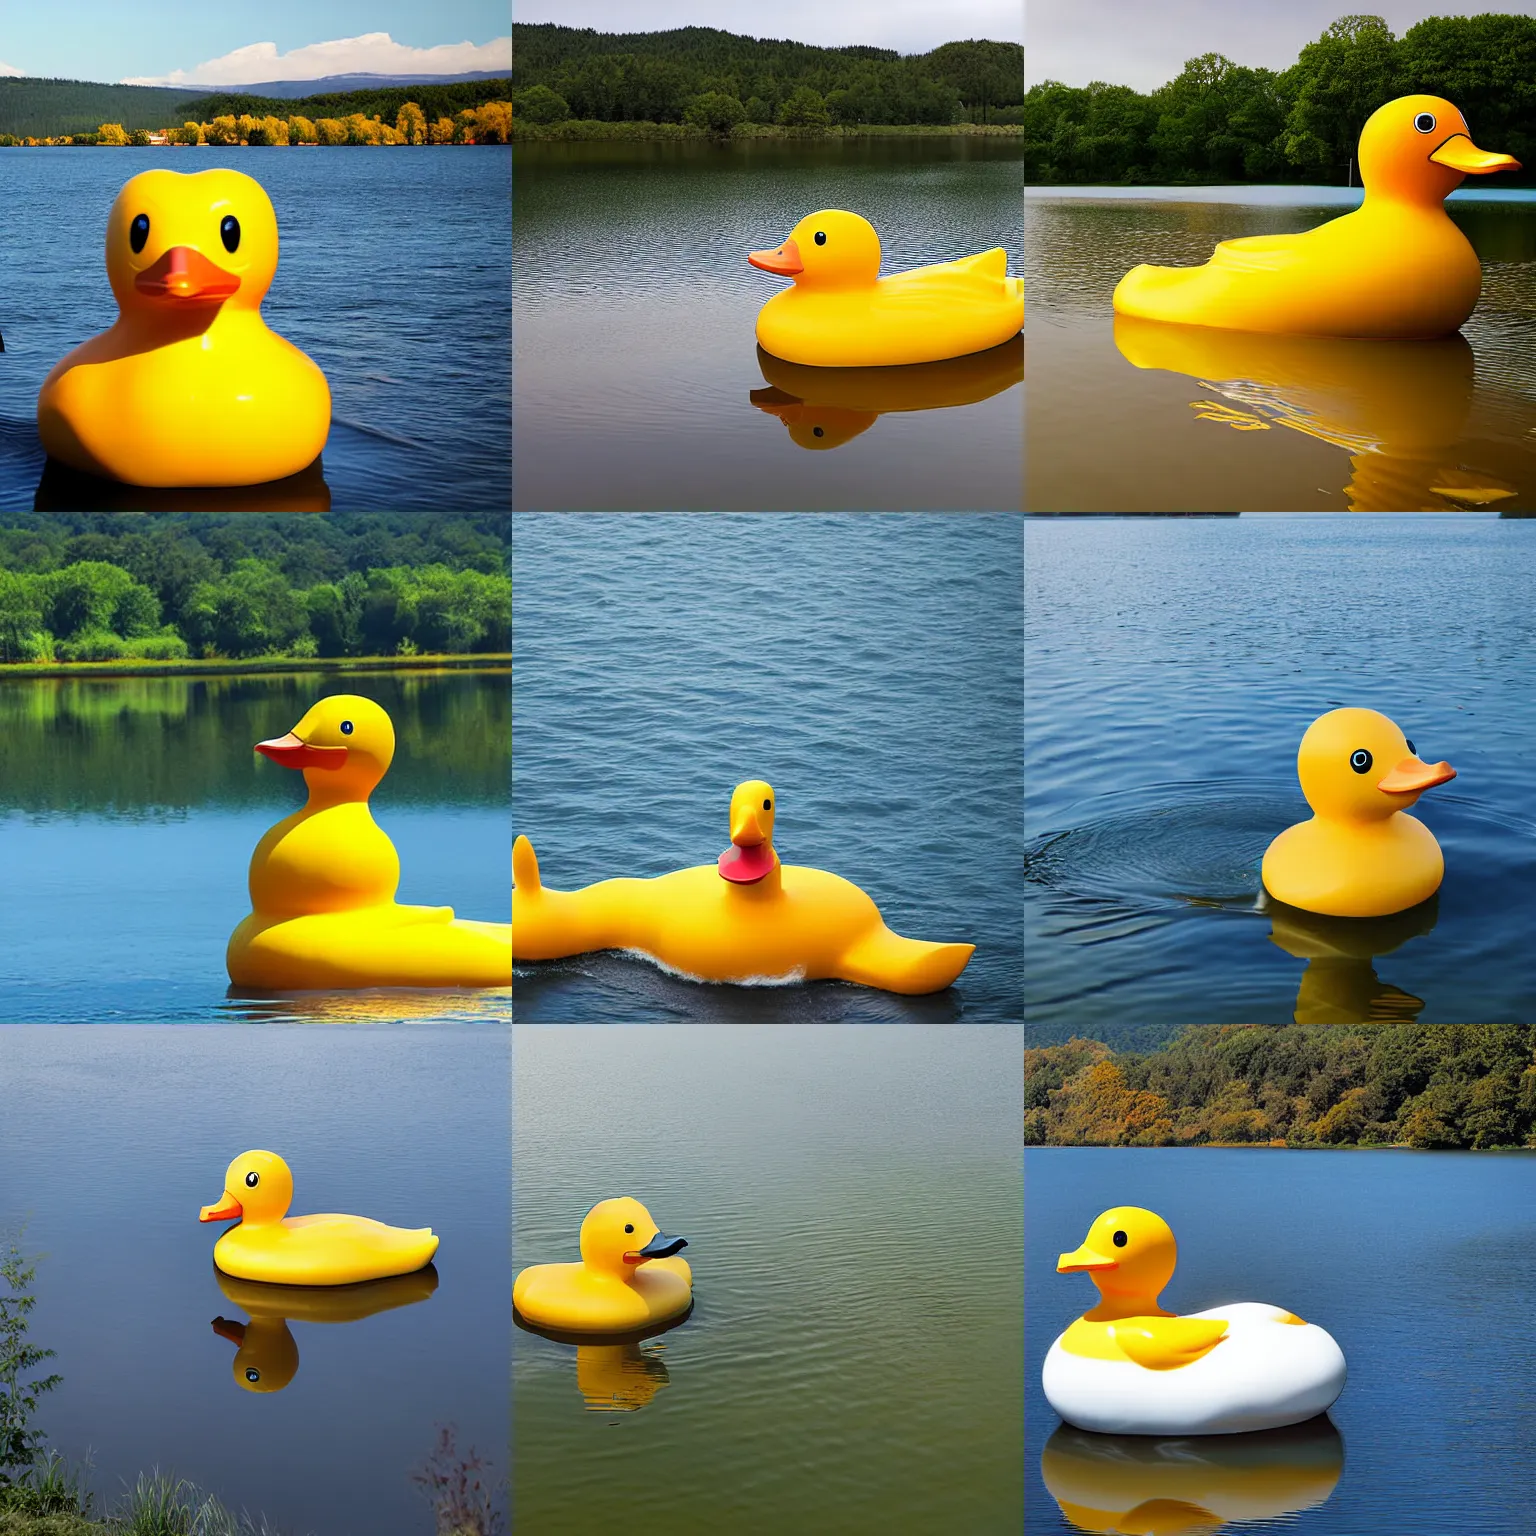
[638,1232,687,1260]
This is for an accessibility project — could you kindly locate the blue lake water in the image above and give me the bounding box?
[513,513,1023,1021]
[1025,515,1536,1033]
[1026,1146,1536,1535]
[0,148,510,511]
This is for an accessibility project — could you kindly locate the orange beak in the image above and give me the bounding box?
[1058,1242,1117,1273]
[1377,755,1456,794]
[200,1192,243,1223]
[134,245,241,302]
[255,732,348,770]
[211,1316,247,1344]
[1429,134,1521,176]
[748,237,804,277]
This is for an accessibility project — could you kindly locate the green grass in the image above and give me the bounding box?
[514,118,1023,141]
[0,1465,289,1536]
[0,652,511,679]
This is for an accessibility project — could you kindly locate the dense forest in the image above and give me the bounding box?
[512,25,1023,128]
[0,514,509,663]
[1028,12,1536,184]
[1026,1026,1536,1149]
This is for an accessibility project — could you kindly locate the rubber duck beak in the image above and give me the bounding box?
[1429,134,1521,175]
[134,246,242,302]
[200,1191,243,1223]
[1377,755,1457,794]
[255,732,349,770]
[748,238,804,277]
[624,1232,688,1265]
[211,1316,247,1345]
[1057,1242,1117,1273]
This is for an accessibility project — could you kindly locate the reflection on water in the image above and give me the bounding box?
[749,336,1022,451]
[211,1267,439,1394]
[514,1312,688,1414]
[1041,1418,1345,1534]
[34,456,332,513]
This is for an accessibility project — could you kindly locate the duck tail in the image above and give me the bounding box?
[837,928,975,995]
[513,834,542,894]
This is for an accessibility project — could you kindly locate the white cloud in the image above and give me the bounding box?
[121,32,511,87]
[0,60,23,77]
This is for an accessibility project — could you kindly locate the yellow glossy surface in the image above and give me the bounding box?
[226,695,512,989]
[748,210,1023,367]
[38,169,331,487]
[512,779,974,994]
[1262,707,1455,917]
[199,1150,439,1287]
[514,1197,693,1336]
[1114,96,1520,337]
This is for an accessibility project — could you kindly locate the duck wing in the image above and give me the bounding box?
[1109,1315,1228,1370]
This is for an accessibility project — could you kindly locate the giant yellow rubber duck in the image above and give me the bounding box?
[1043,1207,1346,1436]
[1262,707,1455,917]
[512,779,974,993]
[1114,96,1520,337]
[748,210,1023,366]
[38,169,330,487]
[514,1198,692,1335]
[198,1150,439,1286]
[227,695,512,990]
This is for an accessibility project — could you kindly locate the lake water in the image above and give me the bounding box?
[1025,515,1536,1033]
[0,667,510,1022]
[1026,187,1536,512]
[0,148,510,512]
[512,514,1023,1021]
[1027,1147,1536,1535]
[513,139,1023,511]
[0,1023,508,1535]
[515,1023,1023,1534]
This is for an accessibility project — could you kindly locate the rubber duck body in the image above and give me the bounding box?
[226,695,512,989]
[514,1198,692,1335]
[199,1150,438,1287]
[1263,707,1455,918]
[748,210,1023,367]
[38,169,330,487]
[1042,1207,1346,1436]
[1115,96,1520,338]
[512,779,974,994]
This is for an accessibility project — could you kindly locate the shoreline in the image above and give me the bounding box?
[0,652,511,680]
[516,121,1024,143]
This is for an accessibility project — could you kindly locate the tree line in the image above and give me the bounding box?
[1026,1026,1536,1149]
[513,25,1023,129]
[1028,12,1536,184]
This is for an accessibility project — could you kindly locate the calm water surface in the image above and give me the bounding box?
[0,668,509,1021]
[1026,187,1536,512]
[1027,1147,1536,1534]
[1,1024,508,1535]
[1025,516,1536,1032]
[514,140,1022,511]
[515,1024,1023,1534]
[513,514,1023,1020]
[0,149,510,511]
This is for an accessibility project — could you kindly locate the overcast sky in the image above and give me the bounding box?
[1027,0,1536,90]
[512,0,1023,53]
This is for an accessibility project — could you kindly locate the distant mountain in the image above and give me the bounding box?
[171,70,510,98]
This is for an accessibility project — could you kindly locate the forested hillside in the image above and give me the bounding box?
[0,78,193,137]
[189,78,512,125]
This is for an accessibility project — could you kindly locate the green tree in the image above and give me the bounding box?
[776,85,830,129]
[515,84,572,124]
[42,561,158,640]
[184,559,309,657]
[1282,14,1400,176]
[683,90,746,134]
[0,1235,61,1488]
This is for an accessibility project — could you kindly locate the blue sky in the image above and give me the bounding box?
[0,2,510,85]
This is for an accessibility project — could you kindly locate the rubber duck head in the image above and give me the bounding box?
[749,210,882,289]
[1296,707,1455,823]
[199,1149,293,1228]
[1359,95,1520,206]
[718,778,779,884]
[255,695,395,800]
[107,169,279,318]
[1058,1206,1176,1317]
[578,1197,688,1282]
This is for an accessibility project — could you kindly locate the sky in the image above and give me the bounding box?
[1027,0,1536,91]
[0,1,509,85]
[510,0,1024,53]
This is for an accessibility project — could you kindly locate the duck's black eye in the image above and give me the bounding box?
[245,1368,260,1383]
[1406,739,1416,755]
[220,215,240,253]
[129,214,149,254]
[814,230,826,245]
[340,720,353,735]
[1112,1230,1128,1248]
[763,798,771,810]
[813,426,824,437]
[1350,749,1373,774]
[624,1224,634,1233]
[1414,112,1437,134]
[245,1171,260,1187]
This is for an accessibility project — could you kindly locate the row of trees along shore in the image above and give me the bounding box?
[1026,1027,1536,1149]
[513,25,1024,134]
[1028,12,1536,184]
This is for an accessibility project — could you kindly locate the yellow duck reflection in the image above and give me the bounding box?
[210,1265,438,1393]
[514,1311,686,1414]
[750,335,1022,451]
[1042,1418,1343,1534]
[1114,316,1517,511]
